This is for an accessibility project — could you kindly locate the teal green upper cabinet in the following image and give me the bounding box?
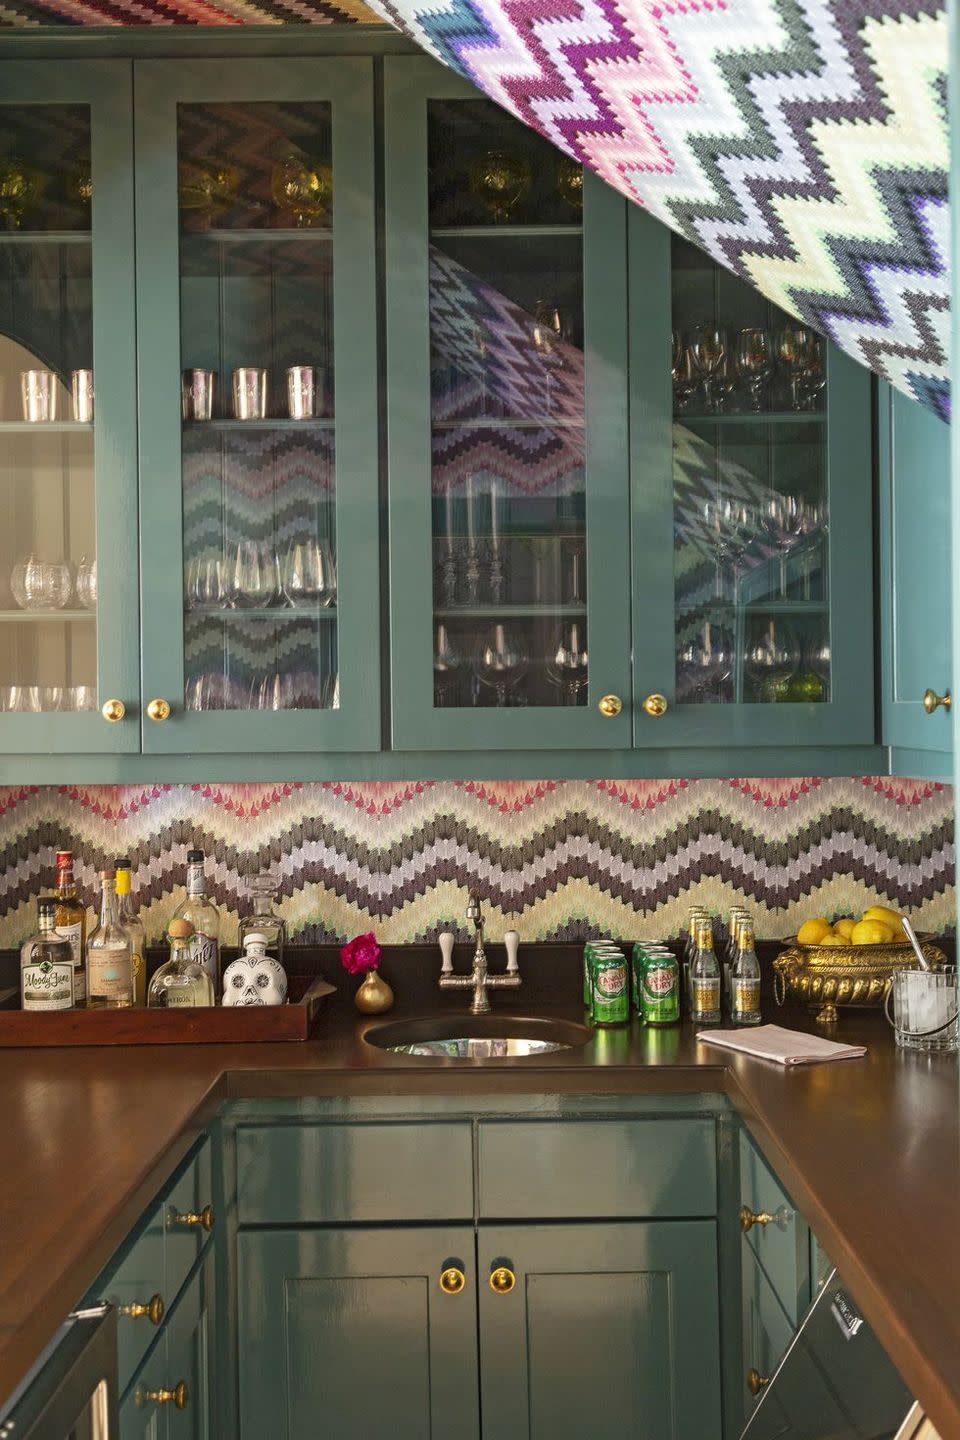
[237,1226,480,1440]
[878,382,952,770]
[0,62,140,754]
[384,57,633,750]
[133,60,380,754]
[629,209,874,747]
[478,1222,721,1439]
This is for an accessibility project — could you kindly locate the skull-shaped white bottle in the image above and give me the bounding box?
[221,931,288,1007]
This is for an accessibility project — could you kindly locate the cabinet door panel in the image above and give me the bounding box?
[164,1251,213,1440]
[0,63,139,755]
[630,208,874,749]
[741,1244,795,1420]
[238,1227,479,1440]
[120,1340,168,1440]
[479,1222,720,1440]
[384,57,632,751]
[134,59,379,753]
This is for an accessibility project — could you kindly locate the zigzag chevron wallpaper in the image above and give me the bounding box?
[0,777,952,948]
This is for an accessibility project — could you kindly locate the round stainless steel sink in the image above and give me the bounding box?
[363,1014,592,1060]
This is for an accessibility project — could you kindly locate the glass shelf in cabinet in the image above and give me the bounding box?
[0,610,95,623]
[676,600,829,615]
[430,223,583,240]
[179,227,332,244]
[0,421,93,434]
[434,603,587,620]
[675,412,826,425]
[186,604,337,622]
[0,231,90,246]
[432,418,583,430]
[182,418,335,432]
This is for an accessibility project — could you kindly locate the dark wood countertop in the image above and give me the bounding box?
[1,990,958,1434]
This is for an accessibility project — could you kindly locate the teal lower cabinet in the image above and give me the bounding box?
[478,1222,721,1440]
[120,1249,214,1440]
[237,1226,480,1439]
[740,1243,794,1419]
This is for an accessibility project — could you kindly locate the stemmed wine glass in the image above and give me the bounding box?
[672,330,697,414]
[687,326,726,413]
[532,301,567,413]
[474,623,528,707]
[545,620,589,706]
[434,622,462,708]
[735,328,773,411]
[745,620,798,702]
[763,494,806,599]
[676,622,735,703]
[777,325,818,411]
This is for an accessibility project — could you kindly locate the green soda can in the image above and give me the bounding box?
[591,951,629,1027]
[639,947,680,1026]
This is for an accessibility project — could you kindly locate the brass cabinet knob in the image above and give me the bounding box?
[138,1381,188,1411]
[747,1369,770,1398]
[439,1266,466,1296]
[598,694,622,718]
[489,1266,516,1295]
[642,693,668,717]
[923,688,951,714]
[119,1293,164,1326]
[168,1203,214,1232]
[146,698,171,722]
[739,1204,777,1233]
[101,699,125,723]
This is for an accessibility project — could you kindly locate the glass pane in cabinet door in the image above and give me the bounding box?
[671,235,830,708]
[177,102,337,713]
[0,106,98,716]
[428,100,588,711]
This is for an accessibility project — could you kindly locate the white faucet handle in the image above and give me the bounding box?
[439,930,456,975]
[504,929,520,974]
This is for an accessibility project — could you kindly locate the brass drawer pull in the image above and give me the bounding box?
[739,1204,777,1233]
[119,1293,164,1326]
[923,688,951,714]
[146,698,171,721]
[168,1203,214,1232]
[439,1266,466,1295]
[138,1381,188,1410]
[101,699,126,723]
[598,694,622,718]
[489,1266,516,1295]
[747,1369,769,1397]
[642,693,668,717]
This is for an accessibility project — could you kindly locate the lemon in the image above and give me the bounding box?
[851,919,893,946]
[818,932,848,946]
[863,905,901,927]
[833,918,856,941]
[797,918,832,945]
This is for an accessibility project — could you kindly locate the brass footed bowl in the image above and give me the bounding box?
[773,935,946,1025]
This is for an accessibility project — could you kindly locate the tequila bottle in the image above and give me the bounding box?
[87,870,134,1009]
[690,917,721,1025]
[54,849,87,1006]
[115,862,146,1007]
[174,849,220,990]
[238,873,286,966]
[21,896,74,1011]
[148,918,214,1008]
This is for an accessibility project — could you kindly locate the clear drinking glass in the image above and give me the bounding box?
[889,967,958,1052]
[434,622,462,708]
[687,326,727,412]
[475,623,528,708]
[230,539,282,608]
[735,327,774,411]
[282,538,336,608]
[75,555,97,610]
[545,620,589,706]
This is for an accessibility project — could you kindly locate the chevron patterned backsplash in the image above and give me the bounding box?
[0,777,951,948]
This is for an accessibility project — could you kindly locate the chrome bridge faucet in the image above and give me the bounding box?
[438,894,521,1015]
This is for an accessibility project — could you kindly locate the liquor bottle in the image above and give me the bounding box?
[175,850,220,990]
[731,921,762,1026]
[148,918,214,1009]
[20,896,74,1011]
[238,873,286,967]
[690,917,721,1025]
[86,869,134,1009]
[115,861,146,1008]
[683,907,708,1008]
[53,849,87,1006]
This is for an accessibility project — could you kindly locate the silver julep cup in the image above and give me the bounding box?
[181,368,216,422]
[232,367,268,421]
[21,370,57,423]
[71,369,94,423]
[287,365,319,420]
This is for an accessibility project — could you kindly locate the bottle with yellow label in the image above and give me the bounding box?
[115,862,146,1007]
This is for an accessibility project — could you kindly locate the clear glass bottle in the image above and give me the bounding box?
[54,849,87,1006]
[148,918,215,1009]
[238,873,286,966]
[86,869,134,1009]
[115,861,146,1008]
[731,921,762,1025]
[21,896,74,1011]
[690,916,722,1025]
[174,849,220,991]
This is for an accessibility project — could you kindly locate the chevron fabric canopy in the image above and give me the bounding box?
[368,0,951,421]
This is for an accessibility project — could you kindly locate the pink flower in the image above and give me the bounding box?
[340,932,382,976]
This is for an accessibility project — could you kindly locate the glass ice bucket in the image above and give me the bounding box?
[886,966,958,1052]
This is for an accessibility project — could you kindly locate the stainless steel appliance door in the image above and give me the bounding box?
[0,1305,118,1439]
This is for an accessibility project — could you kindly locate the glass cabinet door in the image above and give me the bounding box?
[134,60,379,754]
[0,65,138,756]
[630,210,874,748]
[385,59,631,751]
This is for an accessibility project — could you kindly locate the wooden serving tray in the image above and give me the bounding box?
[0,975,334,1046]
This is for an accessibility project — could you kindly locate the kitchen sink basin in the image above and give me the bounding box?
[363,1014,592,1059]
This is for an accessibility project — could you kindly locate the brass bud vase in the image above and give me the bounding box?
[354,968,394,1015]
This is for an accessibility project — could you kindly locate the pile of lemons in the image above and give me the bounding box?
[796,906,908,948]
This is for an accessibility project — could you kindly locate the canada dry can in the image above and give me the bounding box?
[591,953,629,1026]
[584,940,617,1008]
[640,950,680,1026]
